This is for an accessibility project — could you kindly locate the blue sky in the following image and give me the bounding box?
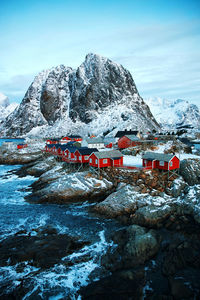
[0,0,200,105]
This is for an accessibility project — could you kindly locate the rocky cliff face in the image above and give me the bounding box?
[0,54,159,137]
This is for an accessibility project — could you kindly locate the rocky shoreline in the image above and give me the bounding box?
[1,146,200,299]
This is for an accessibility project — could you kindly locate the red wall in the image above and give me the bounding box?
[118,136,138,149]
[142,156,180,170]
[112,157,123,167]
[89,153,99,167]
[169,156,180,170]
[142,159,153,168]
[89,153,123,168]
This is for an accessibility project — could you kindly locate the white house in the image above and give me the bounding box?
[81,137,105,150]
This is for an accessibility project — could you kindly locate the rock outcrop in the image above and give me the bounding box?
[180,158,200,185]
[0,54,159,137]
[27,168,114,204]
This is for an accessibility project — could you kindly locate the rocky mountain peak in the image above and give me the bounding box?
[0,54,159,137]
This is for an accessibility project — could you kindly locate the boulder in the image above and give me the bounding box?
[102,225,160,271]
[180,158,200,185]
[93,185,138,217]
[27,171,114,204]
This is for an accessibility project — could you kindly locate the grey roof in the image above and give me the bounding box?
[124,135,139,141]
[93,150,123,159]
[115,130,139,138]
[85,137,104,144]
[76,148,98,155]
[142,152,175,162]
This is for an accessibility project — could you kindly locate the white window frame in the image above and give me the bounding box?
[95,159,98,164]
[170,161,173,167]
[89,158,92,163]
[159,161,164,166]
[103,159,107,164]
[84,156,89,160]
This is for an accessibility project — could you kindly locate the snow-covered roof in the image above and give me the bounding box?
[93,150,123,159]
[142,152,176,162]
[85,137,104,144]
[124,135,139,141]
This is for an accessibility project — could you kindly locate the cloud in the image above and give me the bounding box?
[0,73,35,102]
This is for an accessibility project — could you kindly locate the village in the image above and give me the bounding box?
[14,128,200,176]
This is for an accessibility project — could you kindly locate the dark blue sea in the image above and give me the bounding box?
[0,139,121,299]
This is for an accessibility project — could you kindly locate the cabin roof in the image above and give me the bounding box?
[67,146,77,153]
[93,150,123,159]
[76,148,98,155]
[47,138,60,141]
[142,152,176,162]
[59,144,70,151]
[68,135,82,138]
[55,143,62,149]
[124,135,139,141]
[115,130,139,138]
[46,144,55,148]
[84,137,104,144]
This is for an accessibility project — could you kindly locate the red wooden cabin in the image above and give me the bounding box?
[89,150,123,168]
[61,135,82,143]
[142,152,180,170]
[46,139,60,144]
[66,147,78,162]
[118,135,140,149]
[105,143,113,148]
[45,144,55,152]
[17,143,28,150]
[74,148,98,164]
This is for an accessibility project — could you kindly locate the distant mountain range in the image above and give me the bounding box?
[0,93,18,125]
[145,97,200,130]
[0,54,159,137]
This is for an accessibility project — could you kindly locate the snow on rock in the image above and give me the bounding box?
[0,92,19,123]
[94,181,200,228]
[0,92,9,107]
[0,54,159,137]
[28,171,114,204]
[145,97,200,130]
[180,158,200,185]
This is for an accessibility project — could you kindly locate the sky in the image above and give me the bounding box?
[0,0,200,106]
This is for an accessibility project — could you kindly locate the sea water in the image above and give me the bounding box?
[0,139,121,299]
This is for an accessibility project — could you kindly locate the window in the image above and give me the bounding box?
[95,159,98,164]
[103,159,107,164]
[84,156,89,160]
[170,161,173,167]
[79,156,82,160]
[89,158,92,163]
[159,161,164,166]
[144,159,146,164]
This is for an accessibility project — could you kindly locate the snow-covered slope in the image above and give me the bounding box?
[0,92,9,108]
[145,97,200,129]
[0,93,19,123]
[0,54,159,137]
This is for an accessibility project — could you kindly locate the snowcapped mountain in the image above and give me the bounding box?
[0,92,9,108]
[145,97,200,129]
[0,54,159,137]
[0,93,19,124]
